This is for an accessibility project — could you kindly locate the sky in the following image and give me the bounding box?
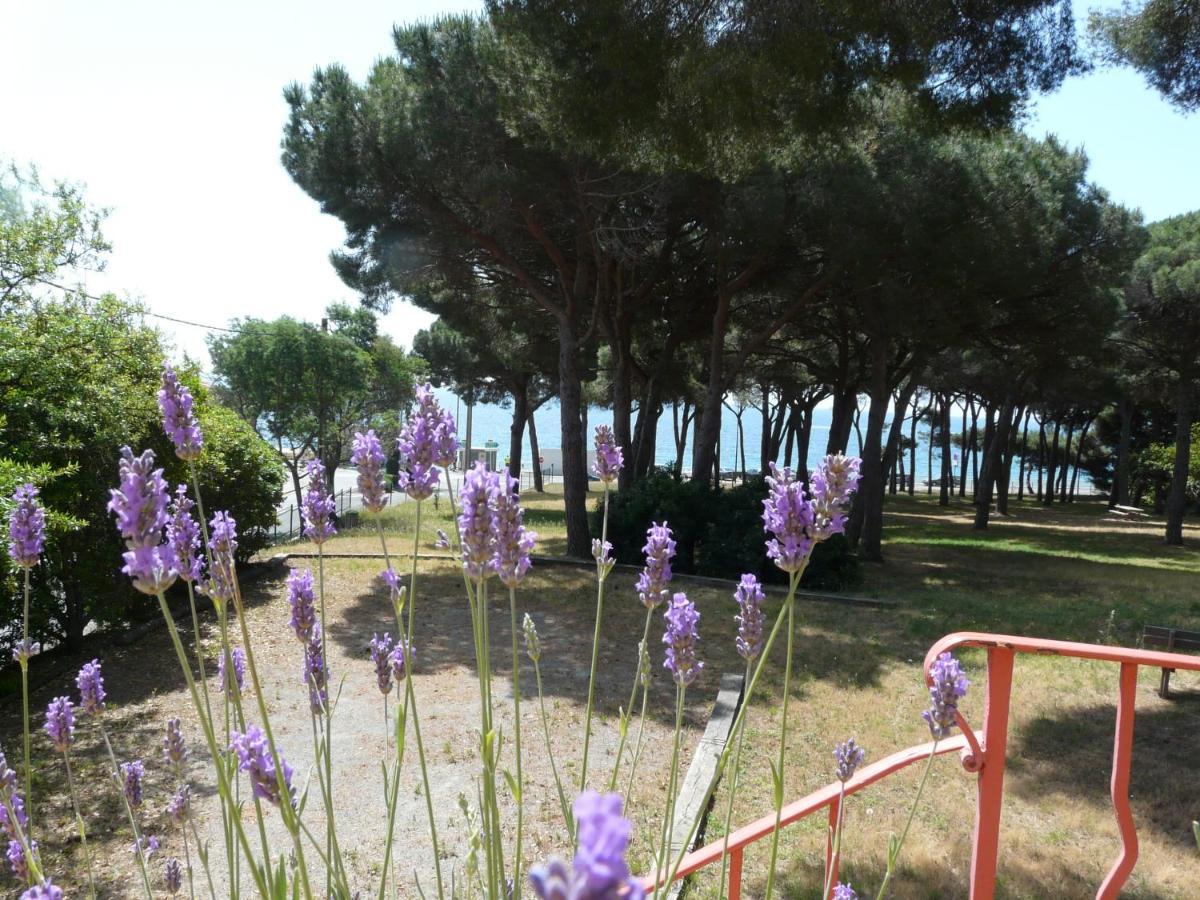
[3,1,1198,369]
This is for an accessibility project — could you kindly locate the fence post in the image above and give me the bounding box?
[969,646,1015,899]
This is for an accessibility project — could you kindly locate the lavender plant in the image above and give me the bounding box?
[8,483,45,837]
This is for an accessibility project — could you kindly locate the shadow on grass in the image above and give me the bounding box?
[1007,697,1200,851]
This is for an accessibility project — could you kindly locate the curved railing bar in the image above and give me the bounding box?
[645,632,1200,900]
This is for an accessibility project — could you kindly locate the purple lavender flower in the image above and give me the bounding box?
[159,363,204,462]
[389,639,411,683]
[164,856,183,894]
[167,486,202,584]
[230,725,295,808]
[662,592,703,688]
[832,883,858,900]
[20,878,62,900]
[7,484,45,569]
[834,738,865,783]
[762,463,816,574]
[109,448,171,549]
[397,384,452,500]
[352,430,389,513]
[370,633,394,695]
[0,751,29,840]
[286,568,317,642]
[922,652,969,740]
[458,462,499,580]
[204,511,238,603]
[121,759,145,809]
[494,471,536,588]
[218,647,246,695]
[302,459,337,544]
[167,784,190,823]
[734,574,766,661]
[636,522,675,609]
[810,454,862,540]
[529,791,644,900]
[43,697,74,753]
[110,447,179,594]
[163,718,187,771]
[592,425,623,485]
[434,529,450,550]
[76,659,106,715]
[303,627,329,715]
[11,640,38,665]
[7,838,34,882]
[132,834,160,859]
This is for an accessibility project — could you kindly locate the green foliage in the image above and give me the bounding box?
[596,472,860,590]
[1136,422,1200,507]
[1091,0,1200,111]
[0,295,283,651]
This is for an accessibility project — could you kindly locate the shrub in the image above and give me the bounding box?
[595,472,861,590]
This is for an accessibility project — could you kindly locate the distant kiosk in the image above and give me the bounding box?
[458,444,499,471]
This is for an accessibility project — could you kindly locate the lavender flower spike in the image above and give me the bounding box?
[389,639,411,683]
[20,879,63,900]
[110,447,178,594]
[734,574,766,661]
[158,363,204,462]
[592,425,623,484]
[434,529,450,550]
[286,568,317,642]
[167,784,190,822]
[43,697,74,753]
[529,790,644,900]
[230,725,296,808]
[370,633,394,695]
[834,738,865,783]
[494,471,536,588]
[76,659,106,715]
[164,856,183,894]
[301,459,337,544]
[762,463,816,574]
[205,511,238,603]
[458,462,499,580]
[636,522,675,609]
[0,750,29,839]
[121,759,145,809]
[397,384,447,500]
[663,592,703,688]
[810,454,862,540]
[163,718,187,771]
[352,430,389,513]
[522,613,541,663]
[166,486,202,584]
[8,839,35,882]
[832,883,858,900]
[922,652,969,739]
[303,626,329,715]
[7,484,45,569]
[218,647,246,695]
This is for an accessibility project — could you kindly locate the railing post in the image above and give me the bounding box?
[969,645,1014,900]
[728,847,742,900]
[825,798,840,898]
[1097,662,1139,899]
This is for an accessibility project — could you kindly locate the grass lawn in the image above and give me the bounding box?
[3,487,1198,897]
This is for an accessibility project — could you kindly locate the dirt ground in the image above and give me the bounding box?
[0,556,717,897]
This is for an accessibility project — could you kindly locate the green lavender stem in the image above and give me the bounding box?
[608,608,654,792]
[578,484,611,796]
[654,684,687,900]
[0,791,44,886]
[98,724,155,899]
[822,782,848,900]
[874,742,939,900]
[623,667,651,803]
[763,576,798,900]
[533,655,573,838]
[509,584,525,895]
[716,660,754,900]
[188,818,218,900]
[61,749,97,900]
[20,567,33,839]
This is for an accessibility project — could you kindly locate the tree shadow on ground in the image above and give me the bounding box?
[1006,696,1200,851]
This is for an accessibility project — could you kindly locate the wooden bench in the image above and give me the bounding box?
[1142,625,1200,698]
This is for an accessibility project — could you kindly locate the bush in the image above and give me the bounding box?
[594,472,861,590]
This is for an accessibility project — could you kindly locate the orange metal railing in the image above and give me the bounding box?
[645,631,1200,900]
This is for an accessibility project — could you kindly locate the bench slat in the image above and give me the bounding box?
[1142,625,1200,652]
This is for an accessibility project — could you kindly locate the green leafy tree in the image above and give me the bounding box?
[1091,1,1200,111]
[208,307,420,509]
[1122,211,1200,544]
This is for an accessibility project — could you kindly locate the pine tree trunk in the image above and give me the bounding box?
[848,340,890,560]
[557,326,591,557]
[908,393,920,494]
[527,408,544,492]
[1017,409,1031,501]
[1036,416,1046,501]
[1112,398,1133,508]
[508,380,529,482]
[1165,371,1193,545]
[973,395,1016,530]
[759,382,772,473]
[939,393,952,506]
[1044,421,1061,507]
